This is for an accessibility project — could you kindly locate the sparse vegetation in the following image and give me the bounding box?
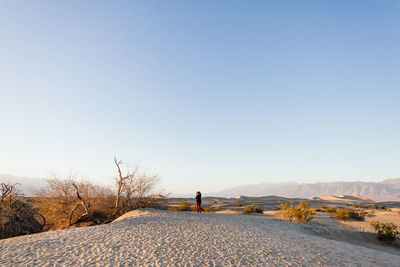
[0,183,45,239]
[32,158,162,232]
[333,208,366,221]
[280,201,314,224]
[371,221,400,242]
[203,205,220,213]
[243,204,263,214]
[324,207,337,214]
[170,201,192,211]
[352,205,368,209]
[236,203,243,207]
[369,209,376,215]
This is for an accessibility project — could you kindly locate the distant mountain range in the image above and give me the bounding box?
[0,174,48,196]
[210,178,400,201]
[2,174,400,201]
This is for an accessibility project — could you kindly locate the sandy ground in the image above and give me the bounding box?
[166,194,400,214]
[1,209,399,266]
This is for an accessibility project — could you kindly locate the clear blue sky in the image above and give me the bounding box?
[1,1,399,194]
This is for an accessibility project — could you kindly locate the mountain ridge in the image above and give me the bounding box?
[210,178,400,201]
[0,174,48,196]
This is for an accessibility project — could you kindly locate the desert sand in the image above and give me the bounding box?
[1,209,399,266]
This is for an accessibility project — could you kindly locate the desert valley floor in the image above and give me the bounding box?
[1,209,399,266]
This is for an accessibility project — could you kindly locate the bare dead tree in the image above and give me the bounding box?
[46,178,74,203]
[69,183,98,226]
[114,157,131,215]
[0,183,46,240]
[0,183,21,206]
[114,157,162,214]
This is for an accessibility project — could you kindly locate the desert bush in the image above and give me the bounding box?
[352,205,368,209]
[114,158,161,216]
[170,201,192,211]
[236,203,243,207]
[315,206,327,212]
[243,204,263,214]
[333,208,366,221]
[34,159,162,230]
[36,178,116,229]
[324,207,337,214]
[371,221,400,242]
[0,183,45,239]
[203,205,220,213]
[280,201,314,224]
[369,209,376,215]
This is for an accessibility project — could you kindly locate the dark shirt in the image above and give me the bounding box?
[195,194,201,204]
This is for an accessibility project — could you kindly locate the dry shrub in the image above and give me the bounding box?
[36,178,115,230]
[114,159,162,216]
[371,221,400,242]
[203,205,220,213]
[34,159,162,230]
[369,209,376,215]
[280,201,314,224]
[324,207,337,214]
[170,201,192,211]
[333,208,366,221]
[243,204,263,214]
[0,183,45,239]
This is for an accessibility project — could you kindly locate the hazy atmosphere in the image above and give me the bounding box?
[1,1,399,195]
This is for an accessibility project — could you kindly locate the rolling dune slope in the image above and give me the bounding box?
[1,209,399,266]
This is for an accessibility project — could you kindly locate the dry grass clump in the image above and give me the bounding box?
[323,207,337,214]
[170,201,192,211]
[369,209,376,215]
[352,205,368,209]
[280,201,314,224]
[333,208,366,221]
[203,205,220,213]
[243,204,263,214]
[371,221,400,242]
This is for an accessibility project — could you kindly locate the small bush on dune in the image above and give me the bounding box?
[369,209,376,215]
[0,183,45,239]
[371,221,400,242]
[352,205,368,209]
[243,204,263,214]
[324,207,337,214]
[333,208,366,221]
[280,201,314,224]
[203,205,220,213]
[170,201,192,211]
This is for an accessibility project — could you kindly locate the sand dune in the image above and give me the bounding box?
[1,209,399,266]
[313,195,374,203]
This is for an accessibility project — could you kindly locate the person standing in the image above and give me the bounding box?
[195,191,202,213]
